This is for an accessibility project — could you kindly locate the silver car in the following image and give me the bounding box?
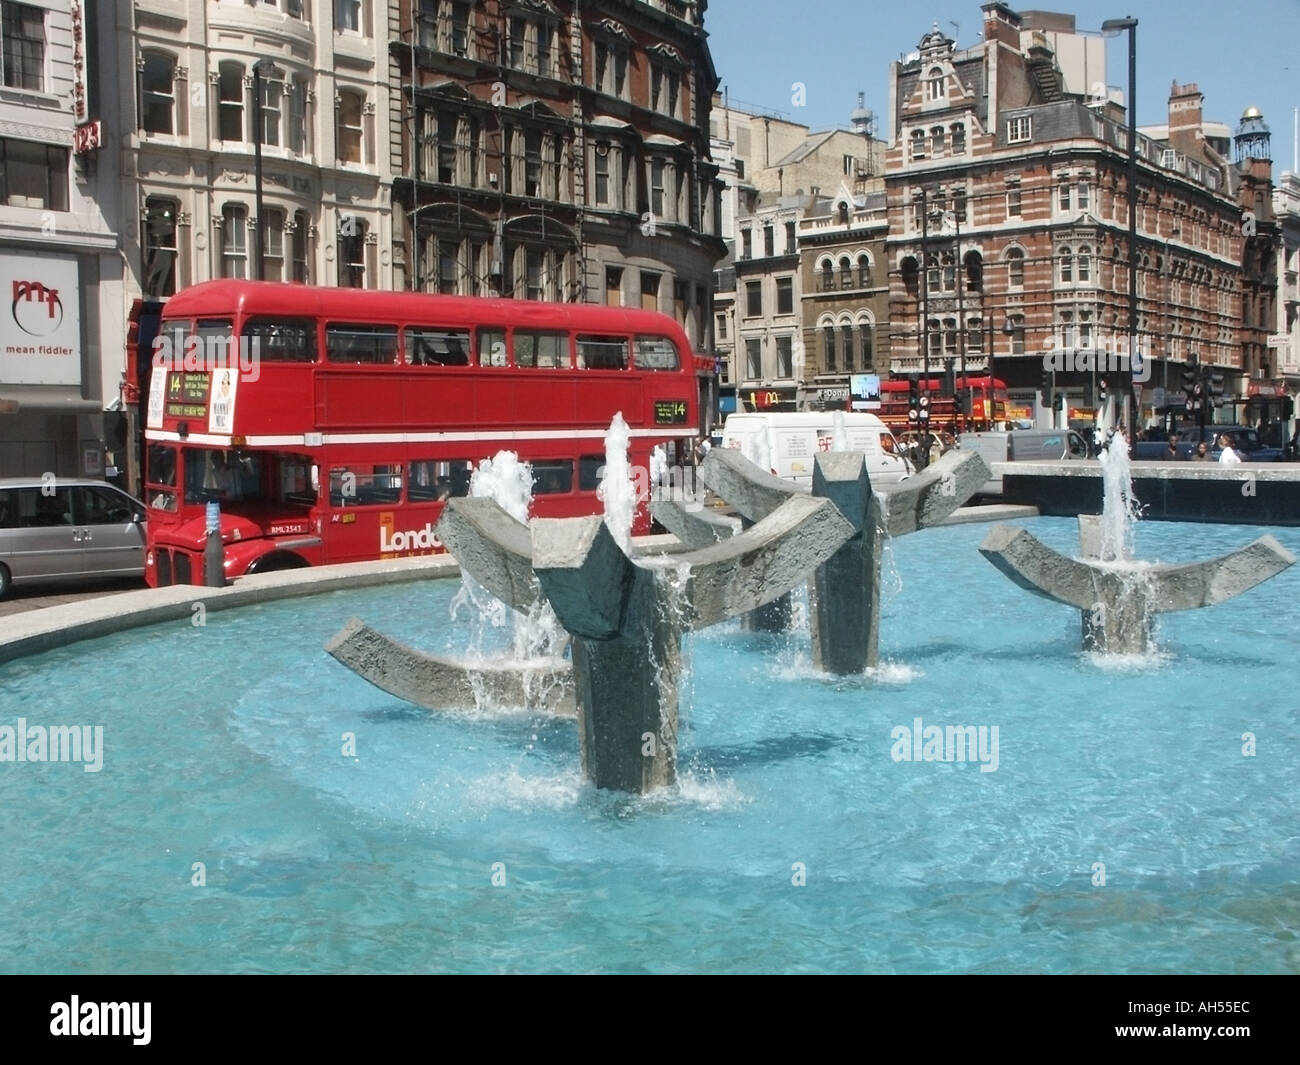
[0,478,147,598]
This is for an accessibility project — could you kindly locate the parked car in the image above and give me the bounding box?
[0,478,147,598]
[1134,425,1284,462]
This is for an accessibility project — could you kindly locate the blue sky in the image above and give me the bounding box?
[705,0,1300,171]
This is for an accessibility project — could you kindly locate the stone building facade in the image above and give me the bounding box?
[0,0,124,479]
[391,0,725,353]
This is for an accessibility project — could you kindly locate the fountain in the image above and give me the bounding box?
[980,431,1296,653]
[695,445,990,671]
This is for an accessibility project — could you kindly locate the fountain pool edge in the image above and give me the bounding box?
[0,555,464,667]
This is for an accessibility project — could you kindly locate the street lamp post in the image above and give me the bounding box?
[1102,16,1139,455]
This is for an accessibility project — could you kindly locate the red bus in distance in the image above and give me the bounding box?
[140,281,703,587]
[868,375,1009,433]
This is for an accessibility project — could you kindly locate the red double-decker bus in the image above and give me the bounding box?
[137,281,703,587]
[872,375,1009,433]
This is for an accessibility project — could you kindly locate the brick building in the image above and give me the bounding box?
[884,4,1276,430]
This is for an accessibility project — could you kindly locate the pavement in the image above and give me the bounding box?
[0,578,147,619]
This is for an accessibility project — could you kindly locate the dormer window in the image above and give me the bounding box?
[926,67,944,102]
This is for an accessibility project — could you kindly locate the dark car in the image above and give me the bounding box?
[1135,425,1284,462]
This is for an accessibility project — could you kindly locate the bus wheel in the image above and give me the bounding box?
[0,563,10,599]
[246,552,309,575]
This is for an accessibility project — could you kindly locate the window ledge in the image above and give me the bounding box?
[0,86,60,109]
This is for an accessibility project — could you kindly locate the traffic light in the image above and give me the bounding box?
[1040,369,1051,395]
[1209,371,1226,409]
[956,392,971,416]
[1281,396,1295,420]
[908,375,920,422]
[1052,392,1065,412]
[944,361,956,397]
[1083,380,1094,409]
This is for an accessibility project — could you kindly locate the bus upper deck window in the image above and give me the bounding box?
[407,328,470,366]
[513,330,568,368]
[326,324,399,364]
[477,328,506,366]
[634,336,680,371]
[576,335,628,370]
[245,318,316,362]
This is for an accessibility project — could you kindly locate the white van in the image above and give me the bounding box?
[720,412,911,487]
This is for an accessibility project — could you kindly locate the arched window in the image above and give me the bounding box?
[964,251,983,292]
[841,323,854,370]
[926,317,941,359]
[142,196,178,296]
[910,129,926,160]
[1008,313,1025,354]
[823,324,836,372]
[950,122,966,154]
[926,67,944,101]
[1060,245,1073,284]
[926,252,940,292]
[839,256,852,289]
[858,320,873,370]
[857,254,871,288]
[1007,247,1024,287]
[1077,245,1091,283]
[140,51,176,135]
[218,61,245,142]
[820,258,834,292]
[931,126,945,156]
[941,251,956,292]
[837,201,850,224]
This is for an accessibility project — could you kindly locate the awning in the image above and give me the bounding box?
[0,387,103,413]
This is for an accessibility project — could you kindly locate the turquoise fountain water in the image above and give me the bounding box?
[1,514,1297,973]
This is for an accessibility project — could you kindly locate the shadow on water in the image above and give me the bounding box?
[686,731,841,772]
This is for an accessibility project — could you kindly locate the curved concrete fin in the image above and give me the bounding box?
[434,497,539,612]
[1078,515,1103,559]
[1148,535,1296,612]
[879,450,990,536]
[977,524,1099,610]
[650,499,738,548]
[324,616,575,716]
[812,452,870,533]
[652,495,857,630]
[698,447,803,523]
[531,516,638,640]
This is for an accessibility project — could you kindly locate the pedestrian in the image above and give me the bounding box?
[1218,434,1241,465]
[1193,442,1211,462]
[1164,432,1181,460]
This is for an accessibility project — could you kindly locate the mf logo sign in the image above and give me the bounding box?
[0,252,81,386]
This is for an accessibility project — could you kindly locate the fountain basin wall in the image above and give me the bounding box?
[1000,461,1300,526]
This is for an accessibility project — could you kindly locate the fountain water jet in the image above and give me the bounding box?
[980,433,1296,653]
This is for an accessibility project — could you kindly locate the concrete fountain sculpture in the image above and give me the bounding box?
[327,419,989,792]
[978,433,1296,653]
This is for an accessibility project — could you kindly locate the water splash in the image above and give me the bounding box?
[831,410,850,451]
[448,450,568,711]
[599,412,637,553]
[743,426,772,475]
[1097,431,1141,563]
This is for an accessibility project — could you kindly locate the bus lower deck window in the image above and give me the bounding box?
[330,465,403,506]
[531,460,573,495]
[578,455,604,492]
[409,459,473,501]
